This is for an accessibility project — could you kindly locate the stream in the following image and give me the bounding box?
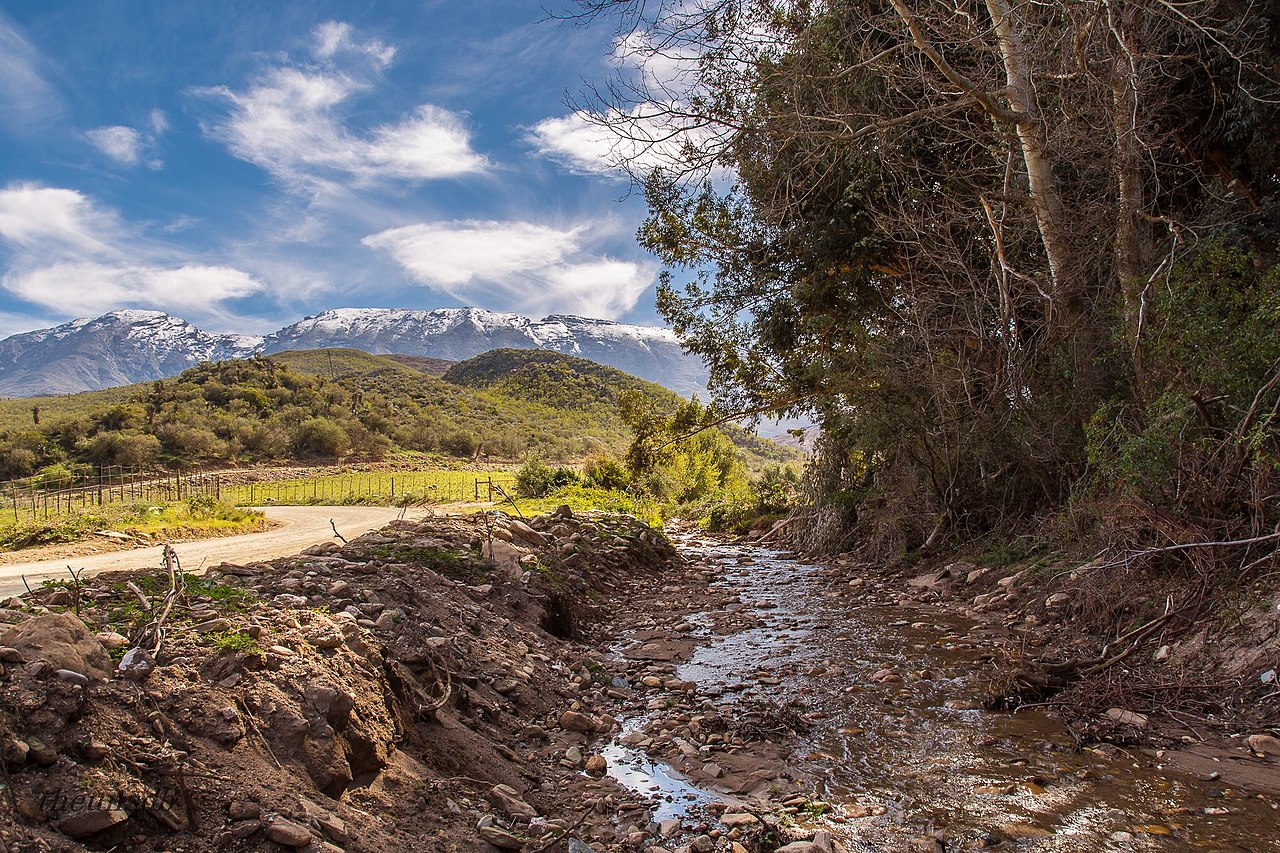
[604,534,1280,851]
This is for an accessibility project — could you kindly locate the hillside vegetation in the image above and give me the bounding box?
[0,348,798,482]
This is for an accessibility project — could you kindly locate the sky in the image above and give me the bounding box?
[0,0,671,337]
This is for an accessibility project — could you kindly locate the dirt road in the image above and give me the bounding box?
[0,505,421,597]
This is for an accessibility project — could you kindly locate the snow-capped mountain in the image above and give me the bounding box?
[0,311,263,397]
[0,308,708,398]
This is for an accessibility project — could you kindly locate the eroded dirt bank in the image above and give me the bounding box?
[0,514,1276,852]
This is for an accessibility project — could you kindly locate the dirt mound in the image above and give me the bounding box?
[0,508,684,852]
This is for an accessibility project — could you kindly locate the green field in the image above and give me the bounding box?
[218,469,518,508]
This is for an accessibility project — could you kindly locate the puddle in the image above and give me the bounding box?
[605,534,1280,850]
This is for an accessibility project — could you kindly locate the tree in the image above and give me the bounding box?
[572,0,1279,548]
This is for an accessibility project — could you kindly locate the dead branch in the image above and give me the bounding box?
[329,519,347,544]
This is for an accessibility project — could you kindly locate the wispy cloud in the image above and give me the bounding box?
[0,12,64,135]
[197,21,486,190]
[0,183,263,323]
[362,219,657,318]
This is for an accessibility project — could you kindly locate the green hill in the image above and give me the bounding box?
[0,348,800,480]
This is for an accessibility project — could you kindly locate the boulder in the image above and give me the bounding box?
[0,613,112,679]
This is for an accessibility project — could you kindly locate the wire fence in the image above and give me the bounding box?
[0,465,518,524]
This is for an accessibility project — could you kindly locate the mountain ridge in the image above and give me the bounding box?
[0,307,707,398]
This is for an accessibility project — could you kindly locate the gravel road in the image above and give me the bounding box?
[0,505,421,597]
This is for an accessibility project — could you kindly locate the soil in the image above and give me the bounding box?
[0,510,1275,853]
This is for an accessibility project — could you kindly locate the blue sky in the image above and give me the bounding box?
[0,1,671,337]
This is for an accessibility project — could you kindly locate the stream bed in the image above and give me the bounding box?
[605,534,1280,851]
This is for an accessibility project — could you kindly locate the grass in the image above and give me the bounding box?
[510,484,664,527]
[0,498,264,551]
[210,630,262,655]
[219,469,517,507]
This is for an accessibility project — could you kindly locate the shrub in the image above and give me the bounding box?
[292,417,350,457]
[583,452,631,490]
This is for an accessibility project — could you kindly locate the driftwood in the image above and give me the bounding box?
[988,593,1194,710]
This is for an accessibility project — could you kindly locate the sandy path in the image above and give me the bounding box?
[0,505,425,597]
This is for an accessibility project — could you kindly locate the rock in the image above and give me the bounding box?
[774,844,825,853]
[486,784,538,821]
[657,818,681,837]
[264,817,314,847]
[26,737,57,766]
[965,568,988,584]
[721,813,759,828]
[553,505,574,518]
[483,538,528,578]
[194,618,232,633]
[0,613,113,678]
[1246,734,1280,756]
[702,762,724,778]
[1044,592,1071,608]
[508,519,548,546]
[477,823,525,849]
[559,710,599,733]
[57,808,129,838]
[1104,708,1149,728]
[55,668,90,686]
[3,738,29,765]
[0,646,22,662]
[95,631,129,651]
[585,754,608,776]
[691,835,715,852]
[229,800,262,820]
[118,647,156,681]
[1154,645,1170,662]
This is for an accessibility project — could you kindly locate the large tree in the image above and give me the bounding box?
[572,0,1279,550]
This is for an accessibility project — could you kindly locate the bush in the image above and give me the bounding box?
[515,455,581,497]
[583,452,631,490]
[80,431,162,467]
[292,417,350,457]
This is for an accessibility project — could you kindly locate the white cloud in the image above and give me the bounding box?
[199,22,484,188]
[0,182,263,322]
[4,263,262,318]
[149,109,169,134]
[0,184,119,254]
[313,21,395,68]
[362,220,656,318]
[527,104,709,178]
[86,125,142,166]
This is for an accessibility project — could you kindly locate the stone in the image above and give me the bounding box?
[194,618,232,633]
[774,844,825,853]
[559,710,599,733]
[1246,734,1280,756]
[57,808,129,838]
[118,647,156,681]
[1044,593,1071,608]
[3,738,29,765]
[508,519,548,546]
[1104,708,1149,728]
[264,817,313,847]
[486,784,538,821]
[585,754,608,776]
[95,631,129,651]
[0,613,113,678]
[691,835,715,852]
[721,813,760,829]
[26,737,57,766]
[483,538,528,578]
[55,668,90,686]
[229,800,261,820]
[657,818,681,837]
[478,823,525,849]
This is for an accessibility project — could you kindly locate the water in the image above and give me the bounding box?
[605,534,1280,850]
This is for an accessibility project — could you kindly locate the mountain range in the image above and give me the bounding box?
[0,308,708,399]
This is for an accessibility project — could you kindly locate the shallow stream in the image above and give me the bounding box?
[606,535,1280,851]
